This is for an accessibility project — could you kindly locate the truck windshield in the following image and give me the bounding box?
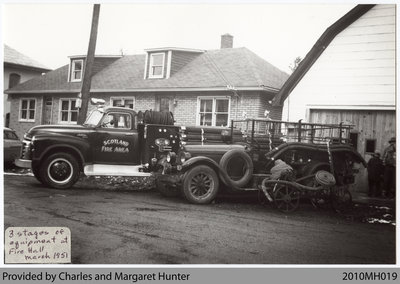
[83,109,104,127]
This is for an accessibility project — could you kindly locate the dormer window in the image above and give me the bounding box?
[149,53,165,78]
[71,59,84,82]
[144,47,204,79]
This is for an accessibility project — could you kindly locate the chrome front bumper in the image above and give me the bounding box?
[15,159,32,168]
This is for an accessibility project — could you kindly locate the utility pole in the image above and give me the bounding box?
[77,4,101,124]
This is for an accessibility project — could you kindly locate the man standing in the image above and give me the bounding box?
[383,137,396,198]
[367,151,383,197]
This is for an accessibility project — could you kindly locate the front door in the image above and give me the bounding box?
[42,97,53,124]
[91,111,139,165]
[156,95,175,113]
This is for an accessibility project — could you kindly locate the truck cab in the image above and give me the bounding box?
[16,103,180,189]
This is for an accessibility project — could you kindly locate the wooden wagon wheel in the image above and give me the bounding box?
[273,183,301,213]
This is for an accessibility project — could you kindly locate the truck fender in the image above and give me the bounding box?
[32,135,89,166]
[181,156,220,173]
[38,144,86,166]
[181,156,243,191]
[266,143,366,168]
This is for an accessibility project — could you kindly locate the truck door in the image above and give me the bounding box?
[91,111,139,165]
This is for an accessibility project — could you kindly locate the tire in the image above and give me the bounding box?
[32,165,45,185]
[182,165,219,204]
[219,149,253,188]
[157,180,180,198]
[40,153,80,189]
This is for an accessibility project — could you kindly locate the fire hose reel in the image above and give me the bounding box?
[315,170,336,187]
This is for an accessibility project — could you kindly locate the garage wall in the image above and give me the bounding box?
[309,109,395,159]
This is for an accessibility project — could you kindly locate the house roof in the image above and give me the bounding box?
[272,4,375,106]
[7,47,289,94]
[145,47,205,53]
[4,44,51,72]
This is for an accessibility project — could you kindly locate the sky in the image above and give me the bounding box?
[2,2,356,73]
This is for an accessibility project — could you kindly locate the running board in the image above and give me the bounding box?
[84,164,152,177]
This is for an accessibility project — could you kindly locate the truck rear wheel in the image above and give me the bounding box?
[182,165,219,204]
[40,153,80,189]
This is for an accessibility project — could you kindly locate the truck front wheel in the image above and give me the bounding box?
[40,153,80,189]
[182,165,219,204]
[32,165,44,185]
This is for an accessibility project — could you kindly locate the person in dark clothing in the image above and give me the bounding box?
[383,137,396,198]
[367,151,383,197]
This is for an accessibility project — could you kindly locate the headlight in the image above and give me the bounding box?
[178,151,191,164]
[166,152,176,163]
[155,138,170,146]
[23,133,32,140]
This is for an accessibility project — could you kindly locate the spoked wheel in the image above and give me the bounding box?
[331,186,353,213]
[182,165,219,204]
[273,184,301,212]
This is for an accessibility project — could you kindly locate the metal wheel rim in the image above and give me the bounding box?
[189,172,214,200]
[274,185,300,212]
[47,158,73,185]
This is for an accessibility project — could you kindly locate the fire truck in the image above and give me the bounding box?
[16,99,365,212]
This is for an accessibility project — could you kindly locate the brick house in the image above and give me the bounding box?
[3,45,51,127]
[6,35,289,138]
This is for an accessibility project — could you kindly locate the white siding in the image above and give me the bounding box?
[283,4,396,122]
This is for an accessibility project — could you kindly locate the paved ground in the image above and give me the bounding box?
[3,174,396,264]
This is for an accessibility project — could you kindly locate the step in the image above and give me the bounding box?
[84,164,152,177]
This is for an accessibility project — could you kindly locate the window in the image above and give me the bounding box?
[19,99,36,122]
[198,97,230,127]
[9,73,21,88]
[101,112,132,129]
[149,53,165,78]
[71,59,84,82]
[59,99,78,124]
[365,139,376,153]
[159,97,170,112]
[110,97,135,109]
[4,130,19,140]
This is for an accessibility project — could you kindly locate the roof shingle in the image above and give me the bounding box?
[7,47,289,93]
[4,44,51,71]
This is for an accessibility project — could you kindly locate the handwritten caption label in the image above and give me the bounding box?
[5,227,71,264]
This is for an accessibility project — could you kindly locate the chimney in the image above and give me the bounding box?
[221,34,233,49]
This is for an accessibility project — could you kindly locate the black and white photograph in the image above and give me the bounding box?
[1,0,396,272]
